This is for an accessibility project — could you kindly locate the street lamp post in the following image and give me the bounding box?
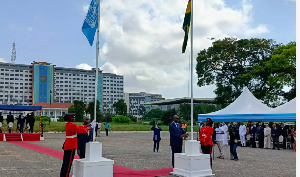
[49,90,52,125]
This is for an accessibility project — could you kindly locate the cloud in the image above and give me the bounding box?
[76,63,92,70]
[285,0,295,1]
[83,4,89,13]
[0,58,6,63]
[28,27,33,31]
[79,0,270,99]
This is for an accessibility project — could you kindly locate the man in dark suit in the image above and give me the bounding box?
[29,112,35,133]
[77,117,93,159]
[256,123,264,148]
[7,112,14,133]
[0,112,3,133]
[279,123,287,149]
[250,123,256,148]
[169,115,189,168]
[19,113,25,133]
[271,123,280,150]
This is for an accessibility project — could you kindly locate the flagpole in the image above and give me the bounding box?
[190,0,194,140]
[93,0,100,142]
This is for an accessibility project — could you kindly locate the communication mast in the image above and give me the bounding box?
[11,42,16,63]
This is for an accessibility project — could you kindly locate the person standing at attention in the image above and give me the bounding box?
[151,122,162,152]
[271,124,280,150]
[229,124,239,161]
[104,121,109,136]
[60,113,90,177]
[215,123,225,159]
[293,126,296,152]
[222,123,228,146]
[97,122,101,137]
[169,115,189,168]
[19,113,25,133]
[264,124,271,149]
[256,123,264,148]
[77,117,93,159]
[239,122,247,147]
[199,118,214,168]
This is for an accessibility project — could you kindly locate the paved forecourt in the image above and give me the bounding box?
[0,132,296,177]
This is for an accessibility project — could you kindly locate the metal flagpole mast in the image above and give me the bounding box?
[93,0,100,142]
[190,0,194,140]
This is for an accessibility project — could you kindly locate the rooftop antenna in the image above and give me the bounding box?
[11,41,16,63]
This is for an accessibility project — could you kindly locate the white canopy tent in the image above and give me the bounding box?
[266,98,296,114]
[198,88,296,122]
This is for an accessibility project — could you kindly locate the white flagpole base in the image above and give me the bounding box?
[73,142,114,177]
[173,140,214,177]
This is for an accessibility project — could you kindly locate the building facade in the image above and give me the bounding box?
[0,62,124,116]
[102,73,124,114]
[124,92,165,117]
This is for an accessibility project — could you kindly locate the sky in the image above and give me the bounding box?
[0,0,296,99]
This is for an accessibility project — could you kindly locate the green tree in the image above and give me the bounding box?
[68,100,86,122]
[196,37,295,107]
[86,100,103,122]
[178,103,190,121]
[266,42,296,101]
[144,109,164,120]
[113,99,127,115]
[138,105,146,118]
[161,108,177,125]
[179,103,220,122]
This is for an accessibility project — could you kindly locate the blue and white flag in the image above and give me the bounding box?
[82,0,99,46]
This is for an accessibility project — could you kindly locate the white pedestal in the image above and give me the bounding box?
[73,142,114,177]
[40,137,44,141]
[173,140,214,177]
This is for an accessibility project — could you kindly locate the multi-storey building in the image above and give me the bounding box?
[0,63,33,105]
[102,73,124,114]
[0,61,124,117]
[124,92,165,117]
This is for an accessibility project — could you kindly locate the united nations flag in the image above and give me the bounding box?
[82,0,99,46]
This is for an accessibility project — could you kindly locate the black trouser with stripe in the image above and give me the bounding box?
[201,144,212,168]
[60,148,76,177]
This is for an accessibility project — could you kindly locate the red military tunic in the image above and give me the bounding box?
[63,122,89,150]
[199,126,214,146]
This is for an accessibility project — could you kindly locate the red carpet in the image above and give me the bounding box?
[0,133,40,141]
[9,141,172,177]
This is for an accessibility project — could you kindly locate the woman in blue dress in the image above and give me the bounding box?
[151,122,162,152]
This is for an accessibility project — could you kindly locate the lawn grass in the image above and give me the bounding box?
[0,121,199,132]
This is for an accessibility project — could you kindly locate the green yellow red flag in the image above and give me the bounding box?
[182,0,191,53]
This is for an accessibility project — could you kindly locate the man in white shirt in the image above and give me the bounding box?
[222,123,228,145]
[215,123,225,159]
[239,122,247,147]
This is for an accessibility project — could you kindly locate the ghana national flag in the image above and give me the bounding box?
[182,0,191,53]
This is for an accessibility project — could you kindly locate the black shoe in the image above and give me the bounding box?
[277,148,280,150]
[231,159,235,160]
[234,159,239,161]
[272,148,275,149]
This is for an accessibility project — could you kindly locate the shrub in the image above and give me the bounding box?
[57,116,64,122]
[35,116,50,122]
[112,115,131,124]
[149,119,157,126]
[127,114,137,122]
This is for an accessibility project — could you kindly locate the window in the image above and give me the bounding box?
[10,78,14,80]
[10,74,14,76]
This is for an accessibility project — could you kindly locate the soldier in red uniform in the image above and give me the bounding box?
[60,113,90,177]
[199,118,214,168]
